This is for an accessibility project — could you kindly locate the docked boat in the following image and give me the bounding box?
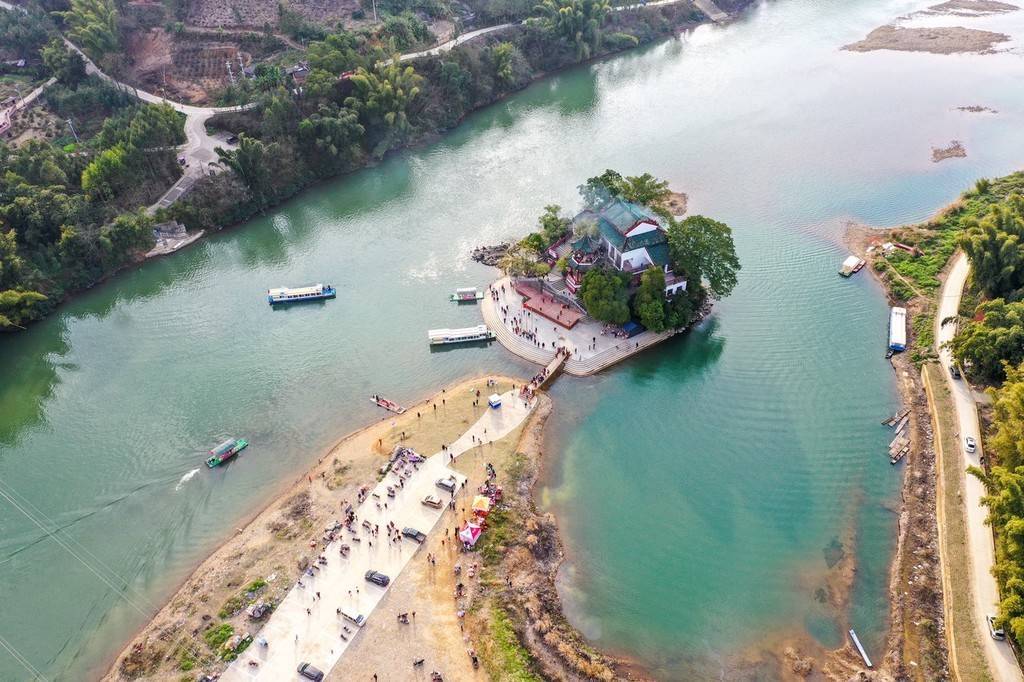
[207,438,248,468]
[267,283,336,305]
[371,395,406,414]
[451,287,484,302]
[428,325,495,345]
[839,255,866,277]
[888,306,907,352]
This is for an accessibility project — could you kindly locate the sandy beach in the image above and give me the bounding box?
[103,374,524,681]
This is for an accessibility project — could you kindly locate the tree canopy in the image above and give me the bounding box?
[949,298,1024,382]
[532,0,612,59]
[578,268,630,324]
[667,215,740,299]
[970,362,1024,641]
[959,194,1024,300]
[57,0,119,60]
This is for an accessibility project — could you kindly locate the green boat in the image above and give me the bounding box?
[207,438,248,468]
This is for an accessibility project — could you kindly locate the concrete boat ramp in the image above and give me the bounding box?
[221,390,534,681]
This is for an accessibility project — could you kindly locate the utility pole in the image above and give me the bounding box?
[237,54,245,78]
[66,118,80,143]
[226,61,236,85]
[372,0,377,22]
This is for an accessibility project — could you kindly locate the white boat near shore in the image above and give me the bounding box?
[428,325,495,345]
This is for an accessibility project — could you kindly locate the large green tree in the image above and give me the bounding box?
[41,37,87,87]
[949,298,1024,382]
[297,104,365,172]
[578,267,629,324]
[57,0,119,59]
[345,60,423,157]
[216,135,274,205]
[533,0,612,59]
[959,195,1024,299]
[632,267,666,332]
[667,215,740,299]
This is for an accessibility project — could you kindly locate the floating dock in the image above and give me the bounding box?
[839,255,866,277]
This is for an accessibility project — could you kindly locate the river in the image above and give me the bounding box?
[1,0,1023,679]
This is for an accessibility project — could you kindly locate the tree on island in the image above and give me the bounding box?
[632,267,667,332]
[667,215,741,299]
[579,169,673,215]
[577,268,630,324]
[519,204,571,255]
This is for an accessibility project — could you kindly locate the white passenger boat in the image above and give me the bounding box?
[451,287,484,302]
[427,325,495,345]
[267,283,336,305]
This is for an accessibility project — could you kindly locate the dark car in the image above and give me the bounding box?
[226,135,239,144]
[402,527,427,543]
[365,570,390,587]
[297,662,324,681]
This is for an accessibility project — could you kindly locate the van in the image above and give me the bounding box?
[340,609,366,626]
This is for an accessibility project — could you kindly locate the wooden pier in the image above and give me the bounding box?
[884,407,911,465]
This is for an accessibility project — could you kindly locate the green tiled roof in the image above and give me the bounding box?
[596,217,625,249]
[600,200,657,234]
[647,243,670,267]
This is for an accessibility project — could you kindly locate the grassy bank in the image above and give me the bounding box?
[923,363,992,682]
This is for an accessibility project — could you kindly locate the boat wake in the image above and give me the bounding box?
[175,468,200,491]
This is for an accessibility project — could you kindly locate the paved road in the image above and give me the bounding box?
[936,252,1023,682]
[221,390,535,681]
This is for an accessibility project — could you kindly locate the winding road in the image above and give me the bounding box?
[936,252,1022,682]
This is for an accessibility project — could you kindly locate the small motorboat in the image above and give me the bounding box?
[206,438,248,468]
[451,286,484,302]
[371,394,406,414]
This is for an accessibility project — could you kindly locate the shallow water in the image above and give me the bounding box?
[1,0,1023,678]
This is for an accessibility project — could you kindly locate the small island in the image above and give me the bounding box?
[481,169,740,375]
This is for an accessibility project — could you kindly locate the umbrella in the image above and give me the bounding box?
[471,495,491,513]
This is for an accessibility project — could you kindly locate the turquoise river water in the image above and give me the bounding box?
[2,0,1024,678]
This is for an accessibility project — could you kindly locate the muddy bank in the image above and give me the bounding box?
[843,223,952,682]
[843,25,1010,54]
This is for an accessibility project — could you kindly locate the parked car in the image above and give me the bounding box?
[402,527,427,543]
[365,570,390,587]
[422,494,443,508]
[987,614,1006,640]
[297,662,325,681]
[965,436,977,453]
[226,134,239,144]
[436,475,458,492]
[950,364,961,379]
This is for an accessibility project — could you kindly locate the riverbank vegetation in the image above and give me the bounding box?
[933,170,1024,650]
[1,0,735,331]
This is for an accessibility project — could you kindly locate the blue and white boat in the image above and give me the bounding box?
[267,283,336,305]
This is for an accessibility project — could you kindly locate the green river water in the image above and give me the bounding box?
[2,0,1024,678]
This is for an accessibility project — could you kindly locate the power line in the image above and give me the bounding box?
[0,631,47,682]
[0,486,153,619]
[0,480,159,612]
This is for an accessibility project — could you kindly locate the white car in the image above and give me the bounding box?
[436,475,458,492]
[421,494,443,509]
[987,614,1006,640]
[965,436,977,453]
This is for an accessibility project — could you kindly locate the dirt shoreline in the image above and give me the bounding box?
[843,209,967,681]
